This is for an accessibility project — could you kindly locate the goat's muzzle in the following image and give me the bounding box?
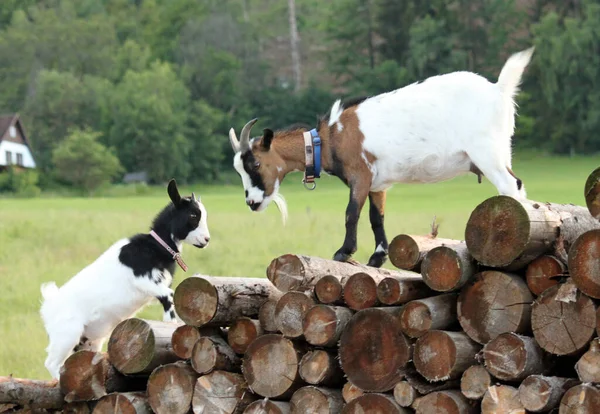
[247,199,261,211]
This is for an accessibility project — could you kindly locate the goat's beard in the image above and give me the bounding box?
[272,192,288,226]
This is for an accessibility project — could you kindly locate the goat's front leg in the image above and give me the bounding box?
[333,182,370,265]
[367,190,388,268]
[133,272,177,322]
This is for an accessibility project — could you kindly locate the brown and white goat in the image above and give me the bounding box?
[228,47,534,267]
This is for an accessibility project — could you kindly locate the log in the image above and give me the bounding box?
[421,244,476,292]
[228,318,264,354]
[585,166,600,220]
[339,308,411,392]
[266,254,414,293]
[483,333,552,381]
[174,276,276,327]
[404,367,460,395]
[343,272,387,310]
[191,335,241,375]
[413,330,481,382]
[457,271,533,344]
[399,293,457,338]
[302,305,353,347]
[108,318,181,375]
[518,375,579,413]
[526,255,566,296]
[172,325,223,359]
[460,365,493,400]
[314,275,346,305]
[559,383,600,413]
[393,381,421,408]
[259,296,281,333]
[568,229,600,298]
[0,377,63,410]
[481,385,524,414]
[388,234,462,271]
[532,283,596,355]
[147,361,198,414]
[243,400,290,414]
[92,392,151,414]
[289,386,344,414]
[575,338,600,383]
[342,394,409,414]
[242,334,307,399]
[298,350,343,387]
[64,401,92,413]
[274,292,315,338]
[376,275,433,306]
[465,195,600,269]
[192,371,257,414]
[59,351,146,402]
[341,382,364,403]
[415,390,476,414]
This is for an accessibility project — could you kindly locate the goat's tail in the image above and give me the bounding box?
[497,46,535,101]
[40,282,59,302]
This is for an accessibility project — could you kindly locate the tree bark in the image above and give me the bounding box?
[404,367,461,395]
[274,291,315,338]
[342,393,409,414]
[298,350,343,387]
[242,334,307,399]
[59,351,146,403]
[343,272,388,310]
[415,390,476,414]
[107,318,181,375]
[526,255,566,296]
[575,338,600,383]
[0,377,63,410]
[339,308,411,392]
[388,234,462,271]
[568,229,600,298]
[393,381,421,408]
[289,386,343,414]
[191,335,240,375]
[342,382,364,403]
[399,293,457,338]
[192,371,257,414]
[266,254,413,293]
[483,333,552,381]
[585,166,600,220]
[457,271,533,344]
[314,275,346,305]
[174,276,277,327]
[413,330,481,382]
[147,361,198,414]
[258,291,283,333]
[376,275,433,306]
[421,244,476,292]
[481,385,524,414]
[465,195,600,269]
[288,0,301,93]
[243,400,290,414]
[302,305,353,347]
[92,392,151,414]
[518,375,579,413]
[559,383,600,413]
[227,318,264,355]
[171,325,223,359]
[460,365,493,401]
[531,283,596,355]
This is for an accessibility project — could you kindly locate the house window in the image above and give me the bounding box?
[5,151,12,165]
[9,126,16,138]
[16,153,23,166]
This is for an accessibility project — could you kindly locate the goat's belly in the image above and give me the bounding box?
[84,297,151,339]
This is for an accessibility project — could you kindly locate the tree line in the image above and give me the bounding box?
[0,0,597,193]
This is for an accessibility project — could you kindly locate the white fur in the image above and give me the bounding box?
[352,47,534,198]
[328,99,343,127]
[185,200,210,247]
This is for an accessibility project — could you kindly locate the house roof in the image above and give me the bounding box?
[0,113,32,148]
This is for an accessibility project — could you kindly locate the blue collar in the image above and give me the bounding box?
[310,129,322,178]
[303,129,322,189]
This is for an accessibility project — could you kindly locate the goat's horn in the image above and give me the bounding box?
[191,192,196,201]
[239,118,258,152]
[229,128,240,153]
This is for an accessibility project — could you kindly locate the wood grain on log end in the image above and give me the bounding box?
[274,292,314,338]
[388,234,422,270]
[393,381,421,408]
[289,386,343,414]
[298,350,343,387]
[228,318,264,355]
[421,245,474,292]
[266,254,306,292]
[483,333,551,381]
[415,390,476,414]
[174,277,219,326]
[575,338,600,382]
[568,229,600,298]
[302,305,352,347]
[526,255,565,296]
[341,382,364,403]
[376,276,433,306]
[342,393,409,414]
[343,272,380,310]
[314,275,343,305]
[191,336,240,375]
[192,371,256,414]
[585,166,600,220]
[147,362,198,414]
[481,385,524,414]
[92,392,151,414]
[518,375,579,413]
[243,399,290,414]
[399,293,457,338]
[460,365,492,400]
[259,299,279,333]
[559,383,600,413]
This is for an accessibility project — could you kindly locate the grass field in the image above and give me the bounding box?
[0,152,597,379]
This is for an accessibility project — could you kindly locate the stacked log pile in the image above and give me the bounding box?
[2,167,600,413]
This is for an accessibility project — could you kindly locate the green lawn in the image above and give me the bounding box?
[0,153,597,379]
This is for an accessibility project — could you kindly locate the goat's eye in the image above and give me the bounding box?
[190,214,198,220]
[254,161,260,169]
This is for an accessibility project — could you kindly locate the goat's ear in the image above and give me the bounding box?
[261,129,274,150]
[167,179,182,206]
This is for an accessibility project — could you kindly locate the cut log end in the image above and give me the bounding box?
[559,384,600,413]
[388,234,421,270]
[576,338,600,383]
[314,275,343,305]
[174,277,218,327]
[399,293,457,338]
[274,292,314,338]
[289,386,343,414]
[266,254,306,292]
[393,381,420,408]
[481,385,524,414]
[415,390,475,414]
[92,392,151,414]
[585,166,600,220]
[191,336,240,375]
[302,305,352,347]
[243,399,290,414]
[518,375,579,413]
[483,333,550,381]
[376,276,433,306]
[526,255,565,296]
[342,393,408,414]
[343,272,379,310]
[568,229,600,299]
[460,365,492,400]
[171,325,202,359]
[298,350,343,387]
[258,299,279,333]
[59,351,108,402]
[228,318,263,355]
[147,362,198,414]
[192,371,257,414]
[342,382,364,403]
[421,245,474,292]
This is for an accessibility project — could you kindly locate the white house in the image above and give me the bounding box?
[0,114,36,170]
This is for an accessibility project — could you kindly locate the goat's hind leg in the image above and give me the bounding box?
[333,183,370,265]
[44,323,85,379]
[468,152,525,200]
[367,190,388,268]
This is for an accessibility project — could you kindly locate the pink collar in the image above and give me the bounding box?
[149,230,188,272]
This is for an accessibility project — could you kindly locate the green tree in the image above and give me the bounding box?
[52,128,123,193]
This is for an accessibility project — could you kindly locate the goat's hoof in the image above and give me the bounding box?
[333,250,359,265]
[367,252,388,268]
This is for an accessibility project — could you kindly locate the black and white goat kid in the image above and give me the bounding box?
[40,179,210,379]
